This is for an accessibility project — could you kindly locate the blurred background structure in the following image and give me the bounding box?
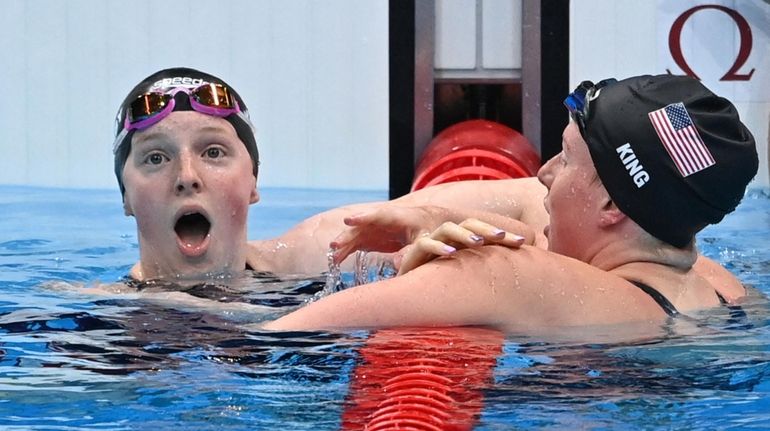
[0,0,766,197]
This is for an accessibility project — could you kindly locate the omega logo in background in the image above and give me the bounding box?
[667,4,755,81]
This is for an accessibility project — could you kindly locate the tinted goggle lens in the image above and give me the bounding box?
[128,93,171,122]
[192,83,235,108]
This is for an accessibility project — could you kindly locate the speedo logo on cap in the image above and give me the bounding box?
[616,143,650,188]
[151,77,206,90]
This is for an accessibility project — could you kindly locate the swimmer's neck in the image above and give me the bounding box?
[129,259,249,281]
[588,233,698,273]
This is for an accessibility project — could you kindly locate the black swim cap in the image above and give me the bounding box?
[578,74,757,247]
[113,67,259,196]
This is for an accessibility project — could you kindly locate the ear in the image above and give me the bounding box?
[598,195,626,227]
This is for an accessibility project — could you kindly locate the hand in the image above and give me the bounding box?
[397,218,527,275]
[330,205,448,265]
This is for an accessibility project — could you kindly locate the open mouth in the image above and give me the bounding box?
[175,212,211,255]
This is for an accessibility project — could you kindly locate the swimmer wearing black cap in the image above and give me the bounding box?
[113,67,540,281]
[266,74,758,336]
[113,67,267,280]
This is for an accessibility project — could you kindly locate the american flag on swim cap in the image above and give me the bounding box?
[648,102,715,177]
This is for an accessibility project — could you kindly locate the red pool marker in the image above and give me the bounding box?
[340,327,504,430]
[412,119,541,192]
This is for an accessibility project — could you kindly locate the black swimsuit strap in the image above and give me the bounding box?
[629,281,679,317]
[715,291,728,304]
[714,291,750,326]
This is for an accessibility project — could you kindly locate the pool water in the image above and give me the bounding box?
[1,185,769,430]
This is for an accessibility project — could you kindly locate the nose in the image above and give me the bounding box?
[537,153,558,187]
[175,153,202,194]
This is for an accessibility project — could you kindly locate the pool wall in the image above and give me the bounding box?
[0,1,768,191]
[0,0,389,191]
[571,1,770,189]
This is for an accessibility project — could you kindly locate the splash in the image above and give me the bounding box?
[304,248,346,304]
[353,251,397,286]
[304,249,397,304]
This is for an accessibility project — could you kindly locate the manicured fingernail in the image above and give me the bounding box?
[444,245,457,254]
[492,229,506,237]
[512,234,525,241]
[470,234,484,243]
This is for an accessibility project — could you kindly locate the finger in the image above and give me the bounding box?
[458,218,506,239]
[458,218,527,247]
[416,237,458,256]
[495,233,526,247]
[329,227,357,251]
[330,230,360,264]
[392,247,407,271]
[343,206,406,227]
[342,211,375,226]
[331,228,407,264]
[397,237,456,275]
[331,243,355,265]
[431,222,487,248]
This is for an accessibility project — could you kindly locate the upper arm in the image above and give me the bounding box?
[393,178,547,220]
[249,202,381,274]
[263,245,663,332]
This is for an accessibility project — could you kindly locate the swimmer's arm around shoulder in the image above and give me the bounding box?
[262,245,661,332]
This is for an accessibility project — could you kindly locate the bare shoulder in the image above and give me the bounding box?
[245,237,327,275]
[449,245,670,325]
[693,254,746,303]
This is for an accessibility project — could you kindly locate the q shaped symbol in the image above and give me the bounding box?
[667,5,755,81]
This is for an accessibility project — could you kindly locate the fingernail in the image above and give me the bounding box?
[444,245,457,254]
[492,228,506,237]
[470,234,484,243]
[512,234,525,241]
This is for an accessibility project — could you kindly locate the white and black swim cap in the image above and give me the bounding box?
[113,67,259,196]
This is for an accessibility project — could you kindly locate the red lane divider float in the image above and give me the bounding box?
[340,327,504,430]
[412,119,541,192]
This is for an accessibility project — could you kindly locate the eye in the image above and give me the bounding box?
[204,147,224,158]
[145,153,168,165]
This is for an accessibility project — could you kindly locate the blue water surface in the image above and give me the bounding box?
[0,185,768,430]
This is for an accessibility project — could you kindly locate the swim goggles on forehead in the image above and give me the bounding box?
[563,78,617,134]
[112,83,250,153]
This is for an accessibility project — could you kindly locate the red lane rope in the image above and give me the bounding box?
[411,119,540,192]
[340,327,504,430]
